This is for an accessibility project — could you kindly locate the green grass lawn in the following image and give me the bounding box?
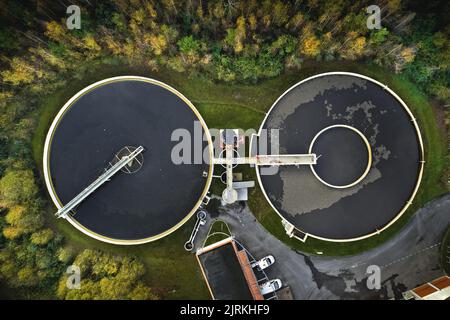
[204,220,232,247]
[31,60,447,298]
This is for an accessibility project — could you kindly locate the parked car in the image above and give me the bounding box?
[259,279,282,295]
[251,255,275,271]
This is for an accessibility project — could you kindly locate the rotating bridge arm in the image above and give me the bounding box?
[55,146,145,219]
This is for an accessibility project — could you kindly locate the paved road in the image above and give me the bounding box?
[195,194,450,299]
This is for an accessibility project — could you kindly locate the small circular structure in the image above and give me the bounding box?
[113,146,145,174]
[43,76,213,245]
[308,124,372,189]
[184,242,194,251]
[197,210,207,220]
[219,149,240,168]
[222,188,238,204]
[256,72,424,242]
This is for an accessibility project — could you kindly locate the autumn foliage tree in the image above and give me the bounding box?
[57,250,158,300]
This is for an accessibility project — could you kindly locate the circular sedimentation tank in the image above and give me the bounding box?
[256,72,424,242]
[43,76,213,245]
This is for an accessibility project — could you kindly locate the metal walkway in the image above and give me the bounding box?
[214,150,316,204]
[55,146,145,219]
[213,154,317,166]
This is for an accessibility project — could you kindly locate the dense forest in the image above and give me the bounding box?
[0,0,448,299]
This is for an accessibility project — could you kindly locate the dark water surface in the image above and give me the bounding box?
[49,80,211,241]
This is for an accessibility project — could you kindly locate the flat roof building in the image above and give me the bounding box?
[196,237,264,300]
[404,275,450,300]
